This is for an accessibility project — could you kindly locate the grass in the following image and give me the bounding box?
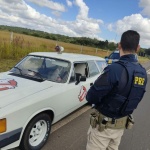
[0,59,21,72]
[0,30,149,72]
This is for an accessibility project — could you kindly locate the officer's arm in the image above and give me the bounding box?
[86,66,114,104]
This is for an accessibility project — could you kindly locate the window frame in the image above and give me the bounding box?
[69,61,88,83]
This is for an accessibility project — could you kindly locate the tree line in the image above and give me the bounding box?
[0,25,116,50]
[0,25,149,56]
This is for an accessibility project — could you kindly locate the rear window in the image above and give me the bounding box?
[96,61,107,73]
[87,61,99,77]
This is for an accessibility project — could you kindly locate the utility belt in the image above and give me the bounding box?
[90,109,134,132]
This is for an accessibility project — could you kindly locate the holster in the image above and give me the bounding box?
[90,112,98,128]
[90,110,134,132]
[90,111,107,132]
[126,115,134,129]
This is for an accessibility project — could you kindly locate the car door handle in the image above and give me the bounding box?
[90,83,93,86]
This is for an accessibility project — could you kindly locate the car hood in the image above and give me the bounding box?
[0,72,57,108]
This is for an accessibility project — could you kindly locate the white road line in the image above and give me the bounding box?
[51,105,91,133]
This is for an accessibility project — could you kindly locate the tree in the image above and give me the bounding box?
[108,42,117,51]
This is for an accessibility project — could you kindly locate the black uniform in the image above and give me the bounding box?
[86,54,147,119]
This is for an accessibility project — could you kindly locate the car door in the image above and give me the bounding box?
[50,60,104,122]
[62,62,89,111]
[64,61,101,109]
[50,61,89,121]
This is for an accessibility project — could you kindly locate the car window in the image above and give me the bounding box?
[45,58,70,83]
[96,61,107,73]
[20,56,44,70]
[45,58,69,68]
[69,62,88,83]
[87,61,99,77]
[109,52,120,59]
[11,55,70,83]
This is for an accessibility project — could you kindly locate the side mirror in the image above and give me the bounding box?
[75,73,86,85]
[80,75,86,82]
[105,56,108,59]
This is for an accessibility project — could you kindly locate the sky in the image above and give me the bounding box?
[0,0,150,48]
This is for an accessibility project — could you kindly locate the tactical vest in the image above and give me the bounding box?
[98,60,147,118]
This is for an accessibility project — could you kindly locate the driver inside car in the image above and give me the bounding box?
[48,67,61,82]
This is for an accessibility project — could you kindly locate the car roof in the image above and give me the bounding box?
[113,50,119,53]
[29,52,105,62]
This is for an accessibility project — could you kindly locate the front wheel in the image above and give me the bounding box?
[20,113,51,150]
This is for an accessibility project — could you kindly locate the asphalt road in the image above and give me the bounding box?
[41,62,150,150]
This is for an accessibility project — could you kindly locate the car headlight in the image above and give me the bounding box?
[0,118,7,133]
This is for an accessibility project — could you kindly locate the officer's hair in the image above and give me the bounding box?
[120,30,140,52]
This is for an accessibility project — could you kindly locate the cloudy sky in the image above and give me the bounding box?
[0,0,150,48]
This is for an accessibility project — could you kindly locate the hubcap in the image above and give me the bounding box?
[29,120,47,146]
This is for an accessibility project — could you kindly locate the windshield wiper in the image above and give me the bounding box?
[14,66,22,75]
[28,69,45,81]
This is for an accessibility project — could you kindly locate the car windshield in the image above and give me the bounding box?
[109,52,120,59]
[10,55,71,83]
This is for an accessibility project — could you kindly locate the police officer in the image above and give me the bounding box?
[86,30,147,150]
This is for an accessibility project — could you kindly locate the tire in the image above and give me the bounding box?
[20,113,52,150]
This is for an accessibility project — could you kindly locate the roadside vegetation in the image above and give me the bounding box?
[0,25,117,50]
[0,29,149,72]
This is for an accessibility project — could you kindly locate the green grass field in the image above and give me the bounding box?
[0,31,149,72]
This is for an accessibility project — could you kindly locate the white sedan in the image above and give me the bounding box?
[0,52,107,150]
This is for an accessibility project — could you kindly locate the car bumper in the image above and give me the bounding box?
[0,128,22,148]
